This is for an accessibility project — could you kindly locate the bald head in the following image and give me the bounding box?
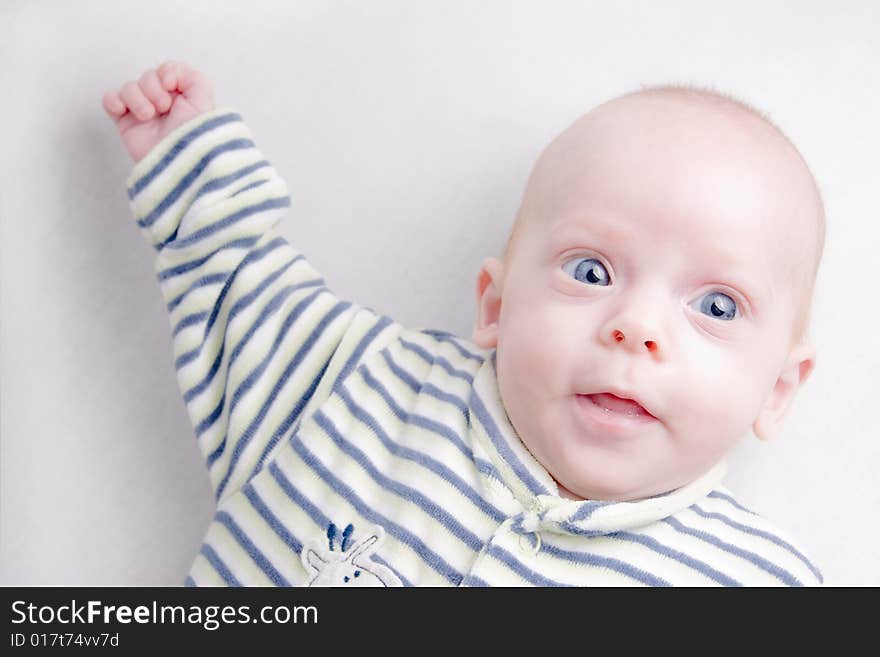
[502,85,825,345]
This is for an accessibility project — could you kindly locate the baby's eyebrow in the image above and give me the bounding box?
[718,274,769,309]
[547,217,634,251]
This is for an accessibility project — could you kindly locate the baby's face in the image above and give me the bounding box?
[473,94,819,501]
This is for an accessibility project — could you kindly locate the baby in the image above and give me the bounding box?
[103,60,824,586]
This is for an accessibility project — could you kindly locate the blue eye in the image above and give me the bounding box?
[563,257,611,286]
[354,570,361,577]
[696,292,737,320]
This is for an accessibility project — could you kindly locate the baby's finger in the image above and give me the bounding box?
[178,67,214,111]
[119,81,155,121]
[157,60,213,111]
[139,69,173,113]
[101,90,127,119]
[157,60,181,91]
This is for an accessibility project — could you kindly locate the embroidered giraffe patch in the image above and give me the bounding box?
[302,523,402,587]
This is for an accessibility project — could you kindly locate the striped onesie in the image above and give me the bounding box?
[126,108,822,586]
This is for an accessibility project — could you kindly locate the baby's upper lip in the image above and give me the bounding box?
[578,387,658,419]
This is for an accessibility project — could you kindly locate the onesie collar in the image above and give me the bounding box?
[466,349,727,536]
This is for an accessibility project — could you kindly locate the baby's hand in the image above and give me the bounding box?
[102,60,215,164]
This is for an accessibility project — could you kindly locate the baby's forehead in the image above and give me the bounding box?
[543,93,801,199]
[531,93,819,256]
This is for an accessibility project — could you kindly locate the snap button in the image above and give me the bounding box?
[518,531,542,556]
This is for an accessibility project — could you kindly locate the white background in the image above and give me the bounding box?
[1,0,877,586]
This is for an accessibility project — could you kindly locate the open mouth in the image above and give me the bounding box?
[583,393,653,418]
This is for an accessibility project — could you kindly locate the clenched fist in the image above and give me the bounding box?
[102,60,215,164]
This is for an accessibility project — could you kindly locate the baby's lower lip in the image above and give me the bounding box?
[575,394,658,429]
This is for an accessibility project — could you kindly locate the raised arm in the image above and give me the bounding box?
[104,62,400,500]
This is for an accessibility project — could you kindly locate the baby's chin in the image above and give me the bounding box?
[554,479,588,501]
[551,468,684,503]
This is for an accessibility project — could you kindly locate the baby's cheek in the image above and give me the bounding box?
[672,352,767,445]
[499,302,570,389]
[537,312,580,365]
[503,317,558,381]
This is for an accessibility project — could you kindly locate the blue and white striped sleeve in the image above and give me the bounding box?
[126,108,400,501]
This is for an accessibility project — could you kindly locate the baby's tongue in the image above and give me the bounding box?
[588,393,646,415]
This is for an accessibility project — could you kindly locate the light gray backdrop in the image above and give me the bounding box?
[2,0,878,585]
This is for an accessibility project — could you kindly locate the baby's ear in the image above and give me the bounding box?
[752,339,816,440]
[472,257,505,349]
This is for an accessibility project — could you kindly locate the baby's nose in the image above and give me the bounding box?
[612,329,658,354]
